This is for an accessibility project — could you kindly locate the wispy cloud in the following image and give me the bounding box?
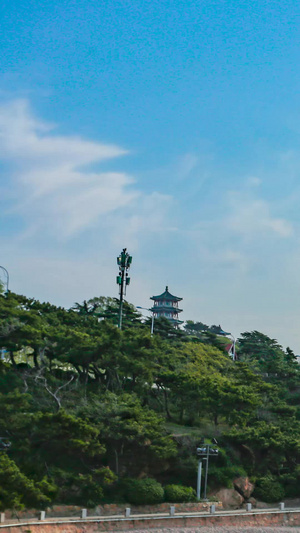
[0,100,171,242]
[226,190,293,239]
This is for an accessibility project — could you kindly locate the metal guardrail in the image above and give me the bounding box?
[0,502,300,527]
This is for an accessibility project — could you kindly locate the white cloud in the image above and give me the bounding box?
[0,100,171,240]
[0,100,125,166]
[226,191,293,239]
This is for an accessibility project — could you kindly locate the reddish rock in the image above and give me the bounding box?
[214,488,244,509]
[233,476,255,499]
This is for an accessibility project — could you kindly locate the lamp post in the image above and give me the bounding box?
[0,266,9,295]
[116,249,132,330]
[228,334,236,361]
[136,306,155,336]
[196,443,219,500]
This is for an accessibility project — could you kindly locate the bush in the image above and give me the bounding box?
[280,472,300,498]
[123,478,164,505]
[253,475,285,503]
[164,484,196,502]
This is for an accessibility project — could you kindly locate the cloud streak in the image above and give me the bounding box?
[226,190,293,239]
[0,100,172,241]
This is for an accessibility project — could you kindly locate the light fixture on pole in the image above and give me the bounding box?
[116,249,132,330]
[0,266,9,295]
[196,442,219,500]
[136,306,155,336]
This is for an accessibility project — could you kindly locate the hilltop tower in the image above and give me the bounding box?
[150,286,183,328]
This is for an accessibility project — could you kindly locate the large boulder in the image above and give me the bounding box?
[234,477,255,499]
[214,488,244,509]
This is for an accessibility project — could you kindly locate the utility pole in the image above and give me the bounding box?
[116,248,132,330]
[196,442,219,500]
[197,459,202,500]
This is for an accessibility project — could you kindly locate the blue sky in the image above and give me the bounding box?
[1,0,300,350]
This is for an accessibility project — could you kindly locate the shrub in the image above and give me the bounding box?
[280,473,300,498]
[208,465,247,489]
[164,484,196,502]
[123,478,164,505]
[253,475,285,503]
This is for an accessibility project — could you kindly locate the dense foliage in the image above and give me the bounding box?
[0,290,299,508]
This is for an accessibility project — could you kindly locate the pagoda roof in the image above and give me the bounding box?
[150,286,182,302]
[150,305,183,313]
[168,318,184,325]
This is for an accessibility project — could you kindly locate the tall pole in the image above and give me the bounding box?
[150,312,154,336]
[197,442,218,502]
[197,460,202,500]
[116,249,132,330]
[118,266,125,330]
[0,266,9,295]
[203,445,210,500]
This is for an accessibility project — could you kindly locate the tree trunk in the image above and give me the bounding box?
[163,389,172,420]
[33,348,39,369]
[9,350,17,366]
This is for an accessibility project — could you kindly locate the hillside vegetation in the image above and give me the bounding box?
[0,290,300,509]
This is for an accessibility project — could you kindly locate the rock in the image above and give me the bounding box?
[248,497,257,508]
[234,477,255,499]
[255,500,276,509]
[214,488,244,509]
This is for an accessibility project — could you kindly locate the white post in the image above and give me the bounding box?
[151,313,155,336]
[279,502,285,510]
[0,513,5,523]
[81,509,87,519]
[169,505,175,516]
[210,504,216,514]
[203,448,209,500]
[197,460,202,499]
[125,507,131,517]
[39,511,46,521]
[246,503,252,512]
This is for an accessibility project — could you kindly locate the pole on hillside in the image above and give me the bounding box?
[203,447,209,500]
[197,459,202,500]
[116,248,132,329]
[197,443,219,501]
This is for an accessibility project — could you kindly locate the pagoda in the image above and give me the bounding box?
[150,286,183,328]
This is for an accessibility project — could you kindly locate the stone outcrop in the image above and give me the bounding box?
[213,488,244,509]
[233,476,255,499]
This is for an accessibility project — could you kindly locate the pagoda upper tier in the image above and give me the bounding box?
[150,286,183,327]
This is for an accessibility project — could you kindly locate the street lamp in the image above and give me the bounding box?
[228,334,236,361]
[0,266,9,295]
[116,249,132,330]
[136,306,155,336]
[196,442,219,500]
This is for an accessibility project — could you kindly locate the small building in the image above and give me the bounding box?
[150,286,183,328]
